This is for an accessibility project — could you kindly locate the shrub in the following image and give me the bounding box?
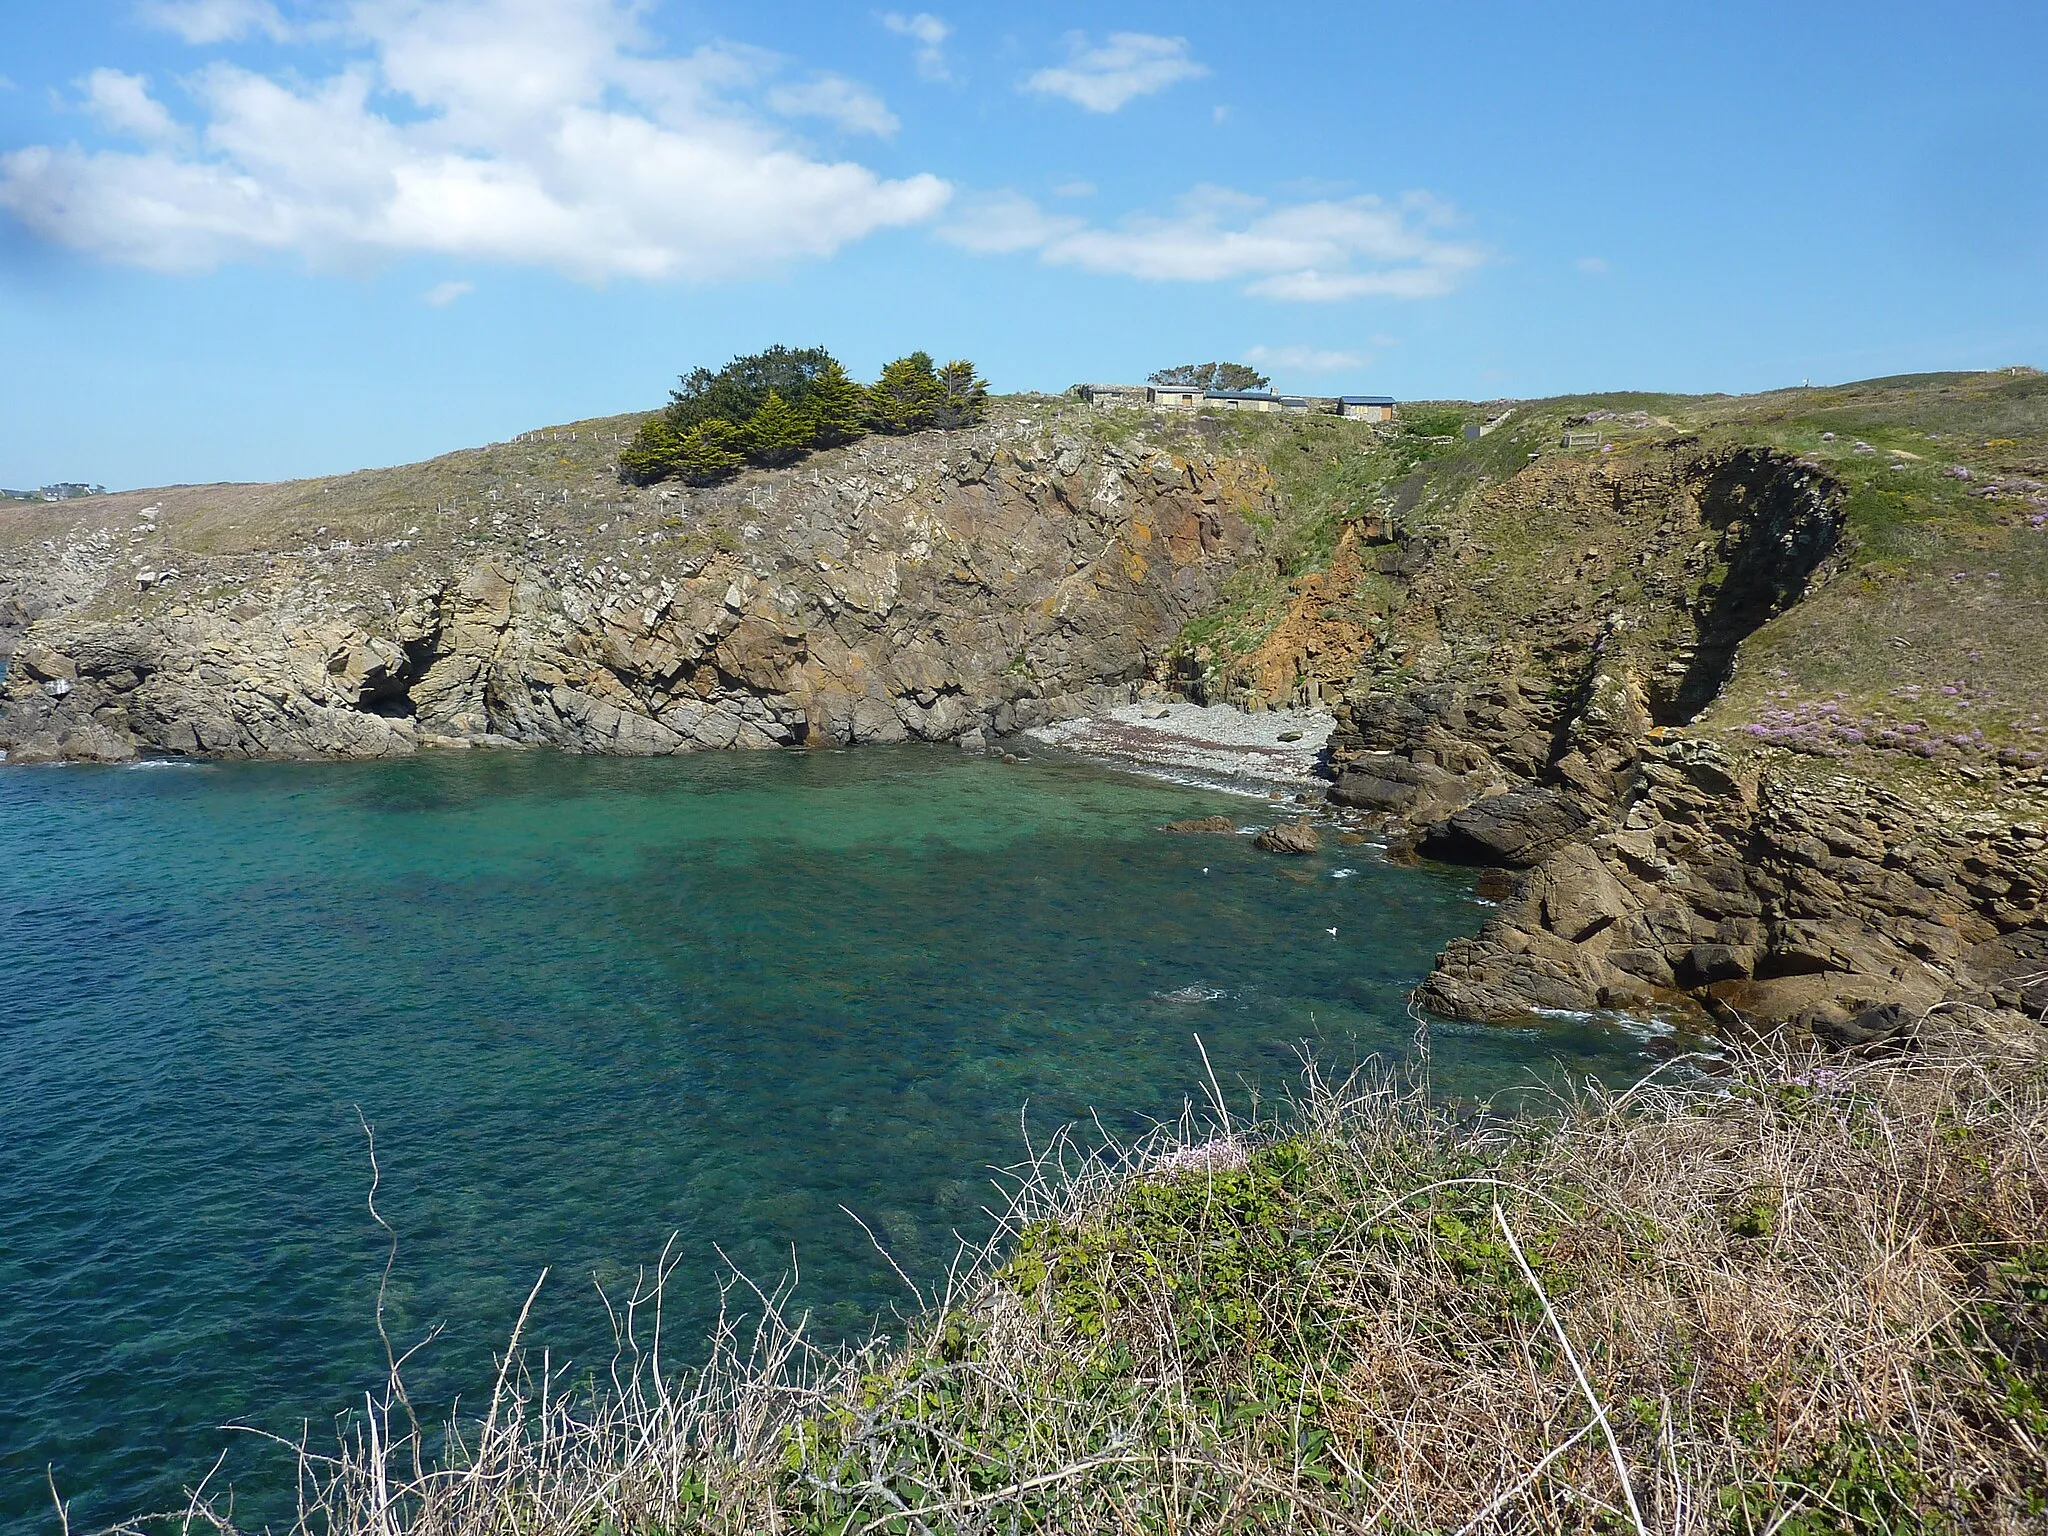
[619,348,985,484]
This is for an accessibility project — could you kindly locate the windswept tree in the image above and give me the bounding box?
[665,345,841,434]
[805,359,871,447]
[1149,362,1270,392]
[935,359,989,429]
[620,346,986,484]
[668,419,746,483]
[619,420,684,483]
[742,391,813,466]
[868,351,947,434]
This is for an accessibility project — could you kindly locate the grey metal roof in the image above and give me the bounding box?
[1338,395,1397,405]
[1204,390,1281,401]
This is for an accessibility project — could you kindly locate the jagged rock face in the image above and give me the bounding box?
[1298,445,2044,1033]
[1417,740,2048,1032]
[1323,446,1849,809]
[0,415,1278,763]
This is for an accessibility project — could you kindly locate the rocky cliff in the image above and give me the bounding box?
[1218,376,2048,1040]
[0,405,1278,763]
[5,374,2043,1044]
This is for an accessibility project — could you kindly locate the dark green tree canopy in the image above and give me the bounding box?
[1148,362,1270,393]
[620,346,987,486]
[664,345,841,433]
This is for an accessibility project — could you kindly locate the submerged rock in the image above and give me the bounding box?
[1161,815,1239,834]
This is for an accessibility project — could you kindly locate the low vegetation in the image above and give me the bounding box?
[112,1023,2048,1536]
[619,347,988,486]
[1150,363,1272,392]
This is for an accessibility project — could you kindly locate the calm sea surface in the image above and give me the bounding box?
[0,746,1650,1532]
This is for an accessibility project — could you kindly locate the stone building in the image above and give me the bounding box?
[1337,396,1397,423]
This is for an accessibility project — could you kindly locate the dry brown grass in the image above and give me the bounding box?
[88,1020,2048,1536]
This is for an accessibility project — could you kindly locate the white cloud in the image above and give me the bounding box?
[938,190,1082,254]
[1023,32,1206,114]
[948,185,1483,302]
[880,12,951,82]
[1243,344,1366,373]
[2,0,950,281]
[1051,179,1095,198]
[80,70,183,142]
[1576,255,1610,275]
[423,278,472,305]
[767,74,898,137]
[138,0,291,44]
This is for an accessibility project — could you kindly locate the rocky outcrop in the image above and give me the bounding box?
[1298,443,2045,1033]
[1161,815,1239,834]
[0,411,1280,763]
[1254,820,1321,855]
[1416,739,2047,1033]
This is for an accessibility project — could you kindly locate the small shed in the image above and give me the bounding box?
[1082,384,1149,409]
[1149,385,1205,410]
[1337,396,1397,423]
[1204,390,1286,413]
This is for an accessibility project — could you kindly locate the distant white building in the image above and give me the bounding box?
[1079,383,1380,418]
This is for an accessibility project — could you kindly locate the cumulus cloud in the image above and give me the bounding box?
[767,74,899,137]
[137,0,292,44]
[1242,344,1366,372]
[3,0,948,281]
[79,70,183,142]
[944,185,1482,301]
[1023,32,1206,114]
[880,12,951,82]
[423,278,472,305]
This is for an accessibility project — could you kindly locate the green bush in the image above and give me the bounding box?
[620,347,988,484]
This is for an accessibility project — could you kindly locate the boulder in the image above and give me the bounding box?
[1330,753,1495,823]
[1254,820,1321,855]
[1420,786,1590,867]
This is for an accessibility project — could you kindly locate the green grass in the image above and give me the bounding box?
[195,1029,2048,1536]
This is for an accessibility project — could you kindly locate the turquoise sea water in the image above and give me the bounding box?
[0,746,1649,1533]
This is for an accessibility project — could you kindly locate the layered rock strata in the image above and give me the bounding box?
[1302,446,2045,1034]
[0,414,1277,764]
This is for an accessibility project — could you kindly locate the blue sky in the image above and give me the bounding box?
[2,0,2044,490]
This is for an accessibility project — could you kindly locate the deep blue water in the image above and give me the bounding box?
[0,746,1649,1533]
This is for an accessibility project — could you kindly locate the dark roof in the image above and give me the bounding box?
[1338,396,1397,406]
[1205,390,1281,401]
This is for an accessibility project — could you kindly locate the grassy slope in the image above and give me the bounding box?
[271,1031,2048,1536]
